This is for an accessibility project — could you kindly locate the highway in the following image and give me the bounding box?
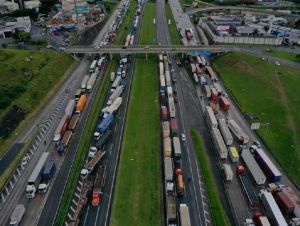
[186,6,300,19]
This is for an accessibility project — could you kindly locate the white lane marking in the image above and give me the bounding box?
[83,205,90,226]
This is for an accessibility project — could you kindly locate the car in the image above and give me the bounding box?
[88,146,97,158]
[222,93,228,98]
[58,47,65,51]
[253,140,262,148]
[275,61,280,66]
[21,156,29,166]
[181,133,186,142]
[261,57,266,61]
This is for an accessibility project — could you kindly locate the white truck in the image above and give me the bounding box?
[101,97,122,118]
[26,152,49,198]
[81,75,90,92]
[164,157,174,193]
[212,128,228,159]
[223,163,233,181]
[9,204,25,226]
[86,74,97,92]
[218,118,233,146]
[206,106,218,129]
[168,97,175,118]
[227,119,249,144]
[108,85,124,106]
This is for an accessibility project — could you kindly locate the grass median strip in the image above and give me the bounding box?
[139,3,157,45]
[166,3,182,45]
[191,129,230,226]
[110,55,161,226]
[213,52,300,186]
[54,60,115,225]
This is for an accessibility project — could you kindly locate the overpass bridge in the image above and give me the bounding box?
[186,6,300,19]
[65,45,228,54]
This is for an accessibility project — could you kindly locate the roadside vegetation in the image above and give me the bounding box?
[165,4,182,45]
[0,49,74,158]
[110,55,161,226]
[191,129,231,226]
[114,0,138,45]
[264,51,300,63]
[139,3,157,45]
[54,60,115,225]
[213,52,300,187]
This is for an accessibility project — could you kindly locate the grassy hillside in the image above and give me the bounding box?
[214,52,300,186]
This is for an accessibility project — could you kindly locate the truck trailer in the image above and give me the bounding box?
[164,157,174,193]
[94,114,114,140]
[179,204,191,226]
[162,121,170,138]
[107,85,124,106]
[9,204,25,226]
[167,194,176,224]
[53,114,70,142]
[206,106,218,129]
[26,152,49,198]
[76,95,87,114]
[227,119,249,144]
[170,118,178,136]
[92,165,106,206]
[164,137,172,157]
[65,99,76,116]
[38,160,56,194]
[81,75,90,92]
[218,118,233,146]
[223,163,233,181]
[86,74,97,92]
[212,128,228,159]
[57,130,73,154]
[173,137,182,160]
[68,114,79,131]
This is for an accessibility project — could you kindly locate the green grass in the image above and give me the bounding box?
[110,55,161,226]
[114,0,138,45]
[213,52,300,187]
[191,129,231,226]
[54,60,115,226]
[139,3,157,45]
[0,49,74,158]
[264,51,300,63]
[165,3,182,45]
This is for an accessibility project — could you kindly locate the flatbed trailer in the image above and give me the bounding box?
[84,150,106,171]
[92,165,107,206]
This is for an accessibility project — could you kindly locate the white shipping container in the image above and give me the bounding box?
[164,157,174,181]
[167,86,173,97]
[165,71,171,86]
[242,149,266,185]
[206,106,218,129]
[212,128,228,159]
[227,119,249,144]
[204,85,211,98]
[86,74,97,92]
[162,121,170,138]
[159,62,164,76]
[223,164,233,181]
[214,83,223,94]
[218,119,233,146]
[173,137,182,159]
[168,97,176,118]
[81,75,90,91]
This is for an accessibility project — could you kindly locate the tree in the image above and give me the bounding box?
[1,43,7,48]
[13,29,31,43]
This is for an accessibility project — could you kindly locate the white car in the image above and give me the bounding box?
[88,146,97,158]
[181,133,186,142]
[275,61,280,66]
[21,156,29,167]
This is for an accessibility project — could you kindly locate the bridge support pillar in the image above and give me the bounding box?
[145,52,148,61]
[110,52,113,60]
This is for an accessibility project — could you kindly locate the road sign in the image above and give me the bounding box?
[251,122,260,130]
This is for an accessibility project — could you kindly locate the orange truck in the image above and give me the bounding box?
[92,165,106,206]
[76,95,87,114]
[176,168,184,196]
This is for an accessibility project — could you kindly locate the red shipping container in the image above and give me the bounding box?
[197,67,202,76]
[219,97,230,111]
[275,191,295,214]
[188,56,194,63]
[170,118,178,135]
[161,106,168,121]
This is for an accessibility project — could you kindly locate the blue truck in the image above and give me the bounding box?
[94,114,114,140]
[38,160,56,194]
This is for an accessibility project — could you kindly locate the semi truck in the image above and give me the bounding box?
[167,194,176,224]
[219,97,230,111]
[111,72,116,82]
[223,163,233,181]
[212,128,228,159]
[227,119,249,144]
[161,106,168,121]
[165,71,171,86]
[176,168,184,196]
[75,89,82,102]
[94,114,114,140]
[9,204,25,226]
[111,75,122,92]
[210,87,219,101]
[205,106,218,129]
[26,152,49,198]
[253,212,271,226]
[206,66,217,81]
[53,114,70,142]
[237,165,260,207]
[164,137,172,157]
[173,136,182,160]
[241,149,266,185]
[160,75,166,93]
[101,97,122,119]
[38,160,56,194]
[92,165,106,206]
[94,129,112,150]
[76,95,87,114]
[81,75,90,92]
[200,77,207,86]
[86,74,97,92]
[179,204,191,226]
[170,118,178,136]
[68,114,79,131]
[218,118,233,146]
[229,147,239,163]
[162,121,170,138]
[275,191,295,215]
[57,130,73,154]
[259,190,288,226]
[168,97,175,118]
[107,85,124,106]
[214,83,223,95]
[65,99,76,116]
[164,157,174,193]
[204,85,211,98]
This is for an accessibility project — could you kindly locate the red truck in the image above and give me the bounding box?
[275,191,295,215]
[219,97,230,111]
[185,28,193,41]
[170,118,178,135]
[210,88,219,101]
[253,212,271,226]
[161,106,168,121]
[196,67,202,76]
[53,114,70,142]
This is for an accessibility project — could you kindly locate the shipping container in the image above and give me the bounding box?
[53,114,70,142]
[167,194,176,224]
[86,74,97,92]
[205,106,218,129]
[214,83,223,95]
[111,72,116,82]
[176,170,184,196]
[165,71,171,86]
[76,95,87,114]
[159,62,164,76]
[179,204,191,226]
[212,128,228,159]
[238,173,259,207]
[164,137,172,157]
[65,99,76,117]
[111,75,122,91]
[159,54,163,62]
[107,85,124,106]
[170,118,178,136]
[81,75,90,92]
[253,148,281,183]
[282,187,300,213]
[160,75,166,93]
[168,97,176,118]
[162,121,170,138]
[68,114,79,131]
[210,87,219,101]
[275,191,295,215]
[259,190,288,226]
[161,106,168,121]
[204,85,211,98]
[229,147,239,163]
[227,119,249,144]
[209,102,218,114]
[167,86,173,97]
[164,157,174,181]
[241,149,266,185]
[206,66,217,81]
[223,163,233,181]
[173,137,182,160]
[218,119,233,146]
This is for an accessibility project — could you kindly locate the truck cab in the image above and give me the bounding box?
[26,184,37,198]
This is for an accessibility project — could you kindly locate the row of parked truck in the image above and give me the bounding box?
[159,54,191,226]
[188,54,300,226]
